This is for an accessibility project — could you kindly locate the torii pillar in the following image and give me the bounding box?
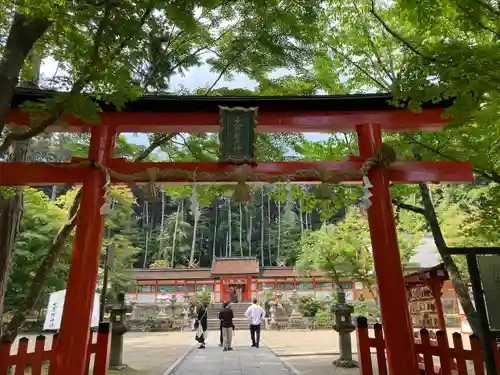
[357,124,419,375]
[51,125,117,375]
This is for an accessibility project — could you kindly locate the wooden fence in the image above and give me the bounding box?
[0,322,111,375]
[356,316,500,375]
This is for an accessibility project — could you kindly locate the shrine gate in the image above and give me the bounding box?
[1,90,473,375]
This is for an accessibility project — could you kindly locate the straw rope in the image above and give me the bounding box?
[45,143,396,202]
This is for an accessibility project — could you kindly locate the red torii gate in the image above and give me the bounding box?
[2,90,473,375]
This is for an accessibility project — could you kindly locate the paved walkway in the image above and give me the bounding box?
[170,332,292,375]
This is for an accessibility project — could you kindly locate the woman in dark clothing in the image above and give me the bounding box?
[195,303,208,348]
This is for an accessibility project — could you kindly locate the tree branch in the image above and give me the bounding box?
[0,14,52,135]
[135,133,178,162]
[325,43,390,91]
[391,198,425,215]
[404,134,500,183]
[369,0,437,62]
[0,3,114,156]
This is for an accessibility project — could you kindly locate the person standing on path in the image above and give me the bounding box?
[244,298,266,348]
[194,302,208,349]
[218,301,235,351]
[219,301,225,347]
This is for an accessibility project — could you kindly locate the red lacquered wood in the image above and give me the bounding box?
[355,317,373,375]
[93,323,112,375]
[6,107,450,133]
[417,329,436,374]
[51,126,116,375]
[357,124,419,375]
[469,335,485,375]
[0,160,474,186]
[373,324,388,375]
[31,335,46,375]
[13,338,29,375]
[452,333,468,374]
[0,340,12,375]
[436,330,452,375]
[492,340,500,375]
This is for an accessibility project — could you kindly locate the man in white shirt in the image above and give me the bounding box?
[244,298,266,348]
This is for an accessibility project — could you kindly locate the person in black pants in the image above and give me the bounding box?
[195,303,208,349]
[219,301,225,346]
[219,301,235,351]
[244,298,266,348]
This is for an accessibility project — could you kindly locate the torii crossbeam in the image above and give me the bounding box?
[2,90,473,375]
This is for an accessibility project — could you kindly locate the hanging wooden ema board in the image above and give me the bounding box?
[219,106,257,164]
[407,285,439,329]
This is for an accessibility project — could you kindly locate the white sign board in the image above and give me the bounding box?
[43,289,100,331]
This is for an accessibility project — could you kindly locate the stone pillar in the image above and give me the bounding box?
[332,290,358,368]
[109,293,133,370]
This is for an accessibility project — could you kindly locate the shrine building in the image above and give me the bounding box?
[129,257,359,304]
[128,257,457,308]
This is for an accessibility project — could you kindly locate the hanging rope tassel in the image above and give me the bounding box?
[315,168,334,200]
[232,165,252,202]
[144,167,158,201]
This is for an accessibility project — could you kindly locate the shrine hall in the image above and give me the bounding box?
[2,89,474,375]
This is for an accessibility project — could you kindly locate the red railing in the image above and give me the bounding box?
[0,322,111,375]
[356,316,500,375]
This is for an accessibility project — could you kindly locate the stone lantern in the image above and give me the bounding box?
[332,290,358,368]
[288,289,301,318]
[108,293,133,370]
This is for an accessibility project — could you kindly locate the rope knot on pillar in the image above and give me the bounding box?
[360,142,396,211]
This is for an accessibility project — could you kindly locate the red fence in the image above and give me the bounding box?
[356,317,500,375]
[0,322,111,375]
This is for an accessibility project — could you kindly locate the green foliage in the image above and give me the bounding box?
[297,206,421,293]
[196,290,212,306]
[314,308,332,326]
[352,299,380,320]
[5,188,72,313]
[297,295,323,317]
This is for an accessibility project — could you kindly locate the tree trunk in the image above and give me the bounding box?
[142,201,150,268]
[299,199,304,234]
[212,204,218,260]
[189,210,199,264]
[277,201,281,263]
[247,208,252,257]
[2,194,80,341]
[260,189,264,266]
[160,190,165,259]
[267,196,271,266]
[171,201,181,265]
[1,139,170,338]
[418,181,482,335]
[239,203,243,256]
[0,14,51,134]
[412,147,482,337]
[228,199,232,257]
[0,141,30,336]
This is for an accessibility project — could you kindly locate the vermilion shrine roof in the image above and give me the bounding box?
[211,257,260,276]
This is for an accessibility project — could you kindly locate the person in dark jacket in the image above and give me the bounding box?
[219,301,225,347]
[218,301,235,351]
[195,303,208,349]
